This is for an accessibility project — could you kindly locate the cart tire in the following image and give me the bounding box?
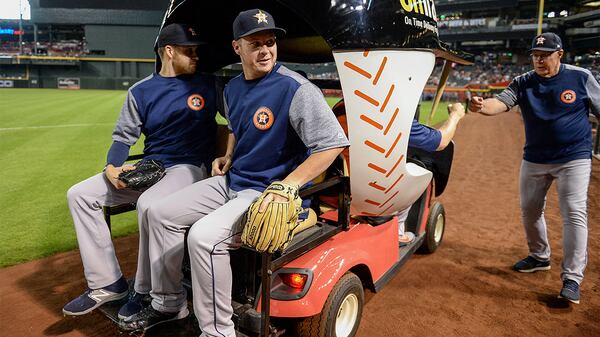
[293,272,363,337]
[418,202,445,254]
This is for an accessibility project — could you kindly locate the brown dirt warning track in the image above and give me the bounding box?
[1,112,599,337]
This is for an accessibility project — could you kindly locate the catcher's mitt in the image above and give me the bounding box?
[241,181,303,253]
[118,159,166,191]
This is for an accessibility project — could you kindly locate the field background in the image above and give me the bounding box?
[0,88,450,267]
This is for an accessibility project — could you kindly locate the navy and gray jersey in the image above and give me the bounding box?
[409,120,442,152]
[107,73,217,169]
[224,63,350,192]
[496,64,600,164]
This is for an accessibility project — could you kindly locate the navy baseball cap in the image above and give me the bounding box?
[157,23,205,48]
[233,9,286,40]
[529,32,563,52]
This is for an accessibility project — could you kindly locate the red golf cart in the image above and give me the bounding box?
[98,1,472,336]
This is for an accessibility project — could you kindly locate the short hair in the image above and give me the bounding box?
[157,47,166,60]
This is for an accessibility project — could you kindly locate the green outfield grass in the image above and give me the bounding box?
[0,88,449,267]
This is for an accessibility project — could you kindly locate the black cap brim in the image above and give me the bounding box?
[236,27,286,40]
[529,47,561,52]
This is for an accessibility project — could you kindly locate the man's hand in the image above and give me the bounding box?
[469,96,484,113]
[105,164,135,189]
[211,155,232,176]
[258,193,287,212]
[447,102,466,120]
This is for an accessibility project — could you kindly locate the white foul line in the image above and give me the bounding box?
[0,123,114,132]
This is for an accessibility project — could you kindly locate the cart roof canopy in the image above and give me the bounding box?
[156,0,473,72]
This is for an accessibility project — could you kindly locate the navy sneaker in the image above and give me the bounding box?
[512,256,551,273]
[119,305,189,331]
[63,277,128,316]
[118,292,152,320]
[558,279,580,304]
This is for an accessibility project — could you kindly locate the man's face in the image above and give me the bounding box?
[171,45,199,74]
[531,50,563,78]
[232,31,277,80]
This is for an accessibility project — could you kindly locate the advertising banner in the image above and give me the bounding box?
[58,77,80,89]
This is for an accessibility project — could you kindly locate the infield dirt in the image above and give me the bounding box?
[1,111,598,336]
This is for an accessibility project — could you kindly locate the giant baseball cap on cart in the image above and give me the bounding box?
[233,9,286,40]
[529,32,563,52]
[156,23,205,48]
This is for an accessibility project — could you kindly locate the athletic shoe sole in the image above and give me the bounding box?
[144,307,189,330]
[62,291,128,316]
[513,265,551,273]
[558,294,580,304]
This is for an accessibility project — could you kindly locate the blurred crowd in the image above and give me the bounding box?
[0,40,87,57]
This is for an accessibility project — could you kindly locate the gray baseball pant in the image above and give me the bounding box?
[147,175,259,337]
[67,164,206,291]
[519,158,591,284]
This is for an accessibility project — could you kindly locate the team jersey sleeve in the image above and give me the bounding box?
[408,119,442,152]
[585,72,600,118]
[495,77,521,111]
[106,141,130,167]
[112,90,142,146]
[107,90,142,166]
[223,92,233,132]
[288,82,350,153]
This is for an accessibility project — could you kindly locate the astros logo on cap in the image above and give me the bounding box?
[560,90,576,104]
[187,94,205,111]
[253,107,274,130]
[254,10,268,24]
[536,37,545,45]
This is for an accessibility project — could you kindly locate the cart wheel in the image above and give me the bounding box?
[293,272,363,337]
[418,201,445,254]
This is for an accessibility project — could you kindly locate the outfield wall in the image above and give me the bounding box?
[1,56,155,90]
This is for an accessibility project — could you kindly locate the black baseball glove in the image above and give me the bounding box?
[118,159,166,191]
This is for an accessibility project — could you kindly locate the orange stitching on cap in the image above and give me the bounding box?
[365,199,381,206]
[386,131,403,158]
[360,114,383,130]
[368,163,386,174]
[368,182,386,191]
[380,84,395,113]
[386,154,405,178]
[344,61,372,79]
[372,56,388,85]
[355,90,380,107]
[384,107,399,136]
[364,140,385,153]
[385,173,405,193]
[379,191,399,208]
[363,49,370,57]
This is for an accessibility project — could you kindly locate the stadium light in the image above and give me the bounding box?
[0,0,30,20]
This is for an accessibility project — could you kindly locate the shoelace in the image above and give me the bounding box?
[563,280,578,292]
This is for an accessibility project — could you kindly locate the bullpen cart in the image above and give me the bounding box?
[98,0,473,336]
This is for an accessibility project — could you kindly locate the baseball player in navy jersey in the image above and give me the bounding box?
[62,23,217,318]
[120,9,350,335]
[469,32,600,304]
[397,103,466,244]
